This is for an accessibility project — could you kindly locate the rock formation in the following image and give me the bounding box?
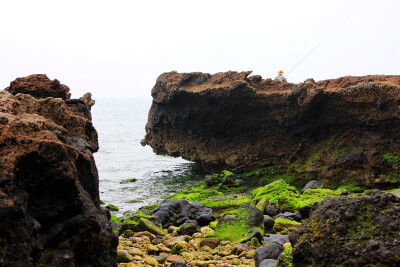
[0,75,117,266]
[289,193,400,266]
[142,71,400,185]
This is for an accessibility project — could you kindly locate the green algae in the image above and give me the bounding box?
[140,203,160,212]
[275,244,293,267]
[274,218,301,234]
[166,186,223,203]
[120,178,137,184]
[214,206,264,243]
[251,180,342,212]
[105,204,119,211]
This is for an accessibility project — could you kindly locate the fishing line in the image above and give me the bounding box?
[285,28,337,77]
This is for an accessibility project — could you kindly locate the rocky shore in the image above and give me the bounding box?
[1,72,400,267]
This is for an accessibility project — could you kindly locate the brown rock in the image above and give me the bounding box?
[200,237,220,249]
[166,254,185,262]
[80,92,95,108]
[133,231,156,240]
[6,74,71,100]
[128,247,144,256]
[0,77,116,266]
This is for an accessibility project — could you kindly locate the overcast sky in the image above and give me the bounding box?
[1,0,399,98]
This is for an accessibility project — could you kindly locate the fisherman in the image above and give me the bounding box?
[274,70,287,82]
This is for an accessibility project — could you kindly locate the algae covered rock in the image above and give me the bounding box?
[214,204,264,243]
[290,193,400,266]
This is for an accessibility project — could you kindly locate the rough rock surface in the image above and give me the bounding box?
[142,71,400,184]
[0,75,117,266]
[152,199,216,228]
[289,193,400,266]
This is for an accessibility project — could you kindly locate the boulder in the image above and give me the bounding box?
[275,212,302,222]
[263,217,275,233]
[152,199,215,228]
[290,193,400,266]
[0,76,116,266]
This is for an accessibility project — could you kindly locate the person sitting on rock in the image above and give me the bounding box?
[274,70,287,82]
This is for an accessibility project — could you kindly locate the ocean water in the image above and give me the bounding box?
[91,97,207,215]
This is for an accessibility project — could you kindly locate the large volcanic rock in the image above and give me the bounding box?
[289,193,400,266]
[142,71,400,185]
[0,75,117,266]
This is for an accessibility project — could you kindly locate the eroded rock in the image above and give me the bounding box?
[0,76,117,266]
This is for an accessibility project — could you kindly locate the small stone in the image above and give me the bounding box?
[145,256,159,266]
[259,258,277,267]
[128,247,144,256]
[231,258,241,265]
[302,180,324,192]
[177,220,201,236]
[133,231,156,240]
[153,255,166,264]
[171,241,190,254]
[200,237,220,249]
[167,254,185,262]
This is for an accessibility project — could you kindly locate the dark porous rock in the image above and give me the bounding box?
[259,259,278,267]
[263,217,275,233]
[265,202,278,216]
[275,211,302,222]
[142,71,400,185]
[6,74,71,100]
[290,193,400,266]
[301,180,324,192]
[263,234,289,247]
[0,77,116,266]
[152,199,215,228]
[176,219,201,236]
[254,244,284,266]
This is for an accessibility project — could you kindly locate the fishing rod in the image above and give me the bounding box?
[285,28,337,77]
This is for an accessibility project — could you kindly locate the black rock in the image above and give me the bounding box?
[254,243,284,266]
[177,220,201,236]
[265,202,278,216]
[152,199,215,228]
[263,217,275,233]
[240,228,264,245]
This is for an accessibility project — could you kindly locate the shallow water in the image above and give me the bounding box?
[92,97,207,215]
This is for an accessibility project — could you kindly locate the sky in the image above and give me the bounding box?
[0,0,399,98]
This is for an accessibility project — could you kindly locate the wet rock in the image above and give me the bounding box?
[177,219,201,236]
[290,194,400,266]
[152,199,215,228]
[301,180,324,192]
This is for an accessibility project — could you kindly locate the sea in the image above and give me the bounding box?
[91,97,207,215]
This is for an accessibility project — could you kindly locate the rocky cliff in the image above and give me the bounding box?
[142,71,400,186]
[0,75,117,266]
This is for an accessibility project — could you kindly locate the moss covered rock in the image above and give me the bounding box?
[290,193,400,266]
[214,204,264,243]
[274,218,301,234]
